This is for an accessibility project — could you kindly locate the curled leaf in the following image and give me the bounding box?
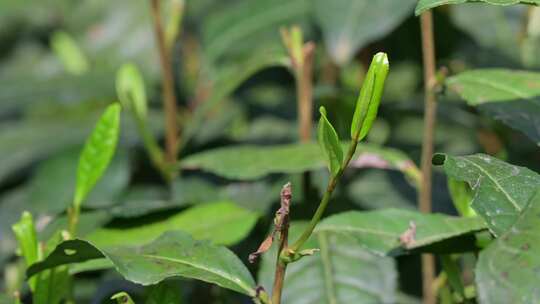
[317,107,343,176]
[350,52,390,141]
[116,63,147,120]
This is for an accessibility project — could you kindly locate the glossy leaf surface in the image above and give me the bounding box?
[316,209,487,256]
[434,153,540,236]
[476,190,540,304]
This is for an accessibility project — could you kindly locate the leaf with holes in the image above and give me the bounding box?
[27,231,256,297]
[258,222,398,303]
[316,209,487,256]
[433,153,540,236]
[74,103,121,207]
[416,0,540,15]
[476,190,540,304]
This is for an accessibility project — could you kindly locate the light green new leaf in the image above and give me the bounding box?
[316,209,487,256]
[12,211,38,291]
[448,178,477,217]
[448,69,540,144]
[258,222,398,303]
[116,63,147,119]
[50,31,89,75]
[27,231,256,297]
[318,106,343,176]
[416,0,540,15]
[350,52,390,141]
[315,0,415,64]
[433,153,540,236]
[86,201,258,247]
[181,142,420,182]
[476,190,540,304]
[74,103,121,207]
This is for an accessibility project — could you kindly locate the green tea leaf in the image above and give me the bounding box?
[447,69,540,104]
[86,201,258,247]
[181,142,419,182]
[316,209,487,256]
[28,231,257,296]
[433,153,540,236]
[258,222,398,303]
[448,69,540,144]
[350,52,390,141]
[116,63,147,120]
[317,106,343,176]
[145,281,182,304]
[11,211,38,291]
[315,0,415,64]
[74,103,121,207]
[448,178,477,217]
[50,31,89,75]
[476,190,540,304]
[416,0,540,15]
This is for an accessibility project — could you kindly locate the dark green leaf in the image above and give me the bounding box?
[316,209,487,256]
[433,153,540,236]
[315,0,415,64]
[350,52,390,141]
[28,231,257,296]
[86,201,258,247]
[318,107,343,176]
[258,222,398,303]
[74,103,121,207]
[476,190,540,304]
[145,281,182,304]
[182,142,419,181]
[416,0,540,15]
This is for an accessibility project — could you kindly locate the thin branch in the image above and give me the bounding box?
[296,42,315,143]
[271,183,292,304]
[419,10,437,304]
[150,0,179,164]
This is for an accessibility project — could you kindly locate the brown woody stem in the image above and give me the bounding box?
[150,0,180,164]
[419,10,437,304]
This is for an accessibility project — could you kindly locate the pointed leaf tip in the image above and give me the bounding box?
[350,52,390,141]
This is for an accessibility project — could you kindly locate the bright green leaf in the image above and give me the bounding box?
[350,52,390,141]
[416,0,540,15]
[86,201,258,247]
[74,103,121,207]
[116,63,148,120]
[258,222,398,303]
[448,178,477,217]
[434,153,540,236]
[111,292,135,304]
[50,31,89,75]
[11,211,38,291]
[316,209,487,256]
[28,231,257,297]
[315,0,415,64]
[317,106,344,176]
[476,190,540,304]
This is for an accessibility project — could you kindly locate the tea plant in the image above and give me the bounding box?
[1,0,540,304]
